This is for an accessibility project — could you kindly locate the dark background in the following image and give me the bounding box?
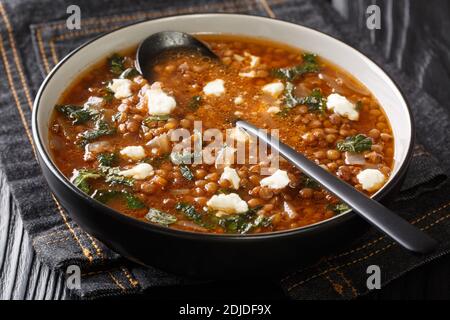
[0,0,449,299]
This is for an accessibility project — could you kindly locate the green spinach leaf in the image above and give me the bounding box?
[71,169,101,194]
[179,165,194,181]
[93,190,145,210]
[108,53,125,75]
[175,202,203,223]
[279,85,326,115]
[271,53,320,81]
[78,120,116,146]
[56,104,99,124]
[143,114,170,123]
[336,134,372,153]
[145,208,177,226]
[97,153,119,167]
[188,95,202,110]
[327,203,351,214]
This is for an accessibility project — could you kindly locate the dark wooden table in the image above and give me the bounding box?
[1,0,449,300]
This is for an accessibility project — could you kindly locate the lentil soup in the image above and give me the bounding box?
[48,34,394,234]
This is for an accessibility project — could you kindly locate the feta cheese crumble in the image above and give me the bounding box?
[262,82,285,98]
[326,93,359,121]
[146,82,177,115]
[108,79,133,99]
[234,96,244,105]
[118,163,153,180]
[206,193,248,214]
[120,146,146,161]
[203,79,225,96]
[239,70,256,78]
[220,167,241,190]
[357,169,386,192]
[260,169,290,189]
[245,52,260,68]
[267,106,281,114]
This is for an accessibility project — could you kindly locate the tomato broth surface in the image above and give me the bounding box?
[49,34,394,234]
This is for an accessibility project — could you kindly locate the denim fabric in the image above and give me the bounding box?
[0,0,448,299]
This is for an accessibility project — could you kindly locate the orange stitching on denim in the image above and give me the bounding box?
[108,272,126,291]
[36,0,255,31]
[84,232,104,259]
[422,213,450,231]
[0,19,93,261]
[35,27,51,74]
[324,273,344,296]
[121,267,139,288]
[42,0,258,69]
[0,26,92,259]
[332,201,450,260]
[50,194,93,261]
[335,269,358,298]
[287,211,450,292]
[0,33,37,158]
[325,260,358,298]
[287,243,395,292]
[0,4,34,110]
[49,38,58,66]
[282,200,450,284]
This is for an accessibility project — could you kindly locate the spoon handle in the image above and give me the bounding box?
[237,121,437,254]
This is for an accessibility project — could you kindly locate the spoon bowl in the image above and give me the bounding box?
[136,31,218,81]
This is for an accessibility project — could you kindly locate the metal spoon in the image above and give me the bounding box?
[236,120,437,254]
[136,31,218,81]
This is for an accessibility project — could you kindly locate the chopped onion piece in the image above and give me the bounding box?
[344,152,366,165]
[283,202,298,219]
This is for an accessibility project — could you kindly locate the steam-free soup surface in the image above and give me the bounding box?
[49,35,394,234]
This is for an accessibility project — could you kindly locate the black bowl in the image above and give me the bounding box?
[32,14,414,278]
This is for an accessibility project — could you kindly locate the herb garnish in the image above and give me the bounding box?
[143,114,170,123]
[101,167,134,187]
[336,134,372,153]
[327,203,351,214]
[56,104,99,124]
[283,82,299,109]
[175,202,203,224]
[108,53,125,75]
[145,208,177,226]
[278,84,327,115]
[71,169,101,194]
[175,202,272,233]
[102,86,115,103]
[301,174,321,189]
[179,165,194,181]
[97,153,119,167]
[271,53,320,81]
[123,192,146,209]
[218,206,271,234]
[143,153,170,168]
[93,190,145,210]
[78,120,116,146]
[188,95,202,110]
